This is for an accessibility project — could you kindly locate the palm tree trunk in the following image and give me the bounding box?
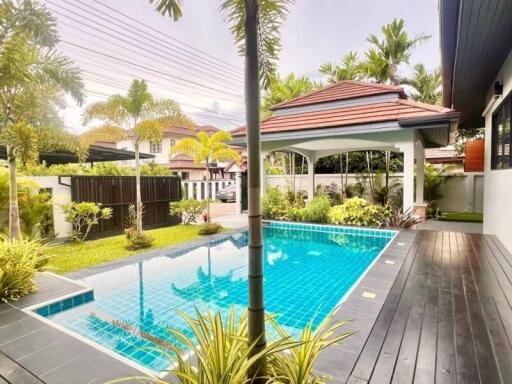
[205,163,211,223]
[245,0,266,380]
[134,139,143,233]
[7,146,21,240]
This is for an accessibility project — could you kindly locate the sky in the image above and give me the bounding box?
[43,0,441,133]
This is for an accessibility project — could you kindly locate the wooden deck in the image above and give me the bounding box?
[347,230,512,384]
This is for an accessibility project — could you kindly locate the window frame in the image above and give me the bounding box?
[149,140,162,154]
[491,91,512,170]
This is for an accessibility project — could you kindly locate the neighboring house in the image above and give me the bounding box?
[425,146,464,165]
[440,0,512,252]
[231,80,459,211]
[116,124,231,180]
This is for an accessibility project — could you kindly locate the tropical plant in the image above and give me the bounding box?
[171,131,239,222]
[62,202,113,242]
[403,64,442,105]
[386,207,421,229]
[262,187,289,220]
[82,79,192,235]
[198,222,222,235]
[140,162,172,176]
[328,197,390,227]
[124,203,154,250]
[0,0,84,239]
[151,0,292,377]
[363,18,430,85]
[423,162,451,202]
[316,183,342,205]
[0,168,53,239]
[170,199,207,224]
[299,195,331,223]
[319,51,365,84]
[0,236,49,302]
[261,73,315,117]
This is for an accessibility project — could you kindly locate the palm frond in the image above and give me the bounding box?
[170,138,203,164]
[149,0,183,20]
[134,119,163,142]
[82,100,130,127]
[0,121,38,165]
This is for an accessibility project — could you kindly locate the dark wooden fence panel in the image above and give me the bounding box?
[71,176,181,235]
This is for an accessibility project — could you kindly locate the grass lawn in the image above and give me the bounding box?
[439,211,483,223]
[47,225,210,274]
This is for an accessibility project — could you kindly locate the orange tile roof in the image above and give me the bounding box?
[231,99,456,136]
[270,80,406,110]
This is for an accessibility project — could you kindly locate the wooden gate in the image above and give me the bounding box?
[70,176,181,235]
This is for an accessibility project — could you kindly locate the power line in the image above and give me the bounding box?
[89,0,243,74]
[61,40,243,99]
[71,0,244,79]
[63,46,243,104]
[46,4,243,91]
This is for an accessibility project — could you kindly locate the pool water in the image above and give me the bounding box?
[40,222,395,372]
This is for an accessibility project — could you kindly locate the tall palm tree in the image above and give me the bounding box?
[171,131,240,222]
[364,18,430,85]
[149,0,291,378]
[319,51,365,84]
[261,73,315,117]
[403,63,442,105]
[0,0,84,239]
[82,79,193,234]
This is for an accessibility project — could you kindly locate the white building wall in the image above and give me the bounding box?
[483,49,512,253]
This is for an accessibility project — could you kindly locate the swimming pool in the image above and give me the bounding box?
[35,222,396,373]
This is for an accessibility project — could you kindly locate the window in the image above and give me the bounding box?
[170,139,176,148]
[181,171,189,180]
[149,140,162,153]
[492,93,511,169]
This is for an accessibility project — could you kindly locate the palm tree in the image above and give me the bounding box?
[364,18,430,85]
[403,64,442,105]
[82,79,193,235]
[171,131,240,222]
[149,0,291,377]
[261,73,315,117]
[319,51,365,84]
[0,0,84,239]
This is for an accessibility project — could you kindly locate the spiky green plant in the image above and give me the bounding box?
[0,236,49,302]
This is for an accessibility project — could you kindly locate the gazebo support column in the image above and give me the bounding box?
[307,156,315,201]
[401,142,415,212]
[415,141,425,204]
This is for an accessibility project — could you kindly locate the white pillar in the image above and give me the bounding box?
[402,142,415,211]
[307,156,315,200]
[415,141,425,204]
[187,182,193,200]
[235,171,242,214]
[211,181,217,200]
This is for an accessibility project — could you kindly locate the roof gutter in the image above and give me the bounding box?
[439,0,460,108]
[398,112,460,128]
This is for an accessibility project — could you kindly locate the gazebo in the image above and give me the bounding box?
[231,81,459,211]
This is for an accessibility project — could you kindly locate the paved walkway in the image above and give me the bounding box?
[416,219,483,234]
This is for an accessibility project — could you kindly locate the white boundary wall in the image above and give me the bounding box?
[267,172,484,213]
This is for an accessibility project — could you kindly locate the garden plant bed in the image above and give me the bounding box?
[438,211,483,223]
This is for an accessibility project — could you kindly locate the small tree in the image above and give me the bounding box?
[62,202,113,242]
[171,131,240,222]
[170,199,207,224]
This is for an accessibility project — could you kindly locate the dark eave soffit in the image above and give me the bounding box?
[440,0,512,128]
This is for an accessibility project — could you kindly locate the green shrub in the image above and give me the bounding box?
[62,202,113,242]
[0,237,49,302]
[198,222,222,235]
[262,187,289,220]
[125,230,154,250]
[300,195,331,223]
[170,199,207,224]
[328,197,390,227]
[345,182,365,198]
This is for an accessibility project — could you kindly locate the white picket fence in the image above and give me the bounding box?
[182,179,235,200]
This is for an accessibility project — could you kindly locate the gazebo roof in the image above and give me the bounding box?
[0,145,154,165]
[231,80,459,147]
[270,80,407,110]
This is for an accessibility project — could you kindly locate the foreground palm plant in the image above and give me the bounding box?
[386,207,421,229]
[110,308,352,384]
[82,79,193,236]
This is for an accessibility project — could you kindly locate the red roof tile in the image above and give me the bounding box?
[270,80,406,110]
[231,99,456,136]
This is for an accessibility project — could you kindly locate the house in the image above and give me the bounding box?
[116,124,230,180]
[440,0,512,252]
[231,80,459,212]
